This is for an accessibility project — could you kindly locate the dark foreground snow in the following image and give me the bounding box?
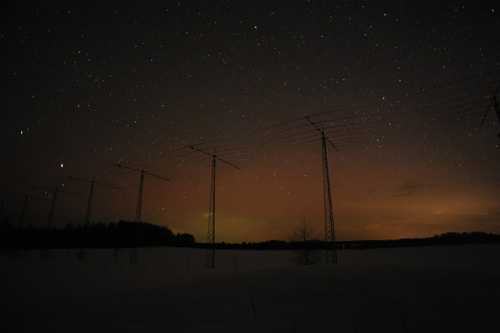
[2,245,499,332]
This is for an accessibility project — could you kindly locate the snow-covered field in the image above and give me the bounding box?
[2,244,500,332]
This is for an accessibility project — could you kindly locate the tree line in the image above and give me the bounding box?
[0,219,195,250]
[345,232,500,249]
[1,215,498,251]
[192,231,500,251]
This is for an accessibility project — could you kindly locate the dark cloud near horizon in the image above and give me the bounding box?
[391,183,435,198]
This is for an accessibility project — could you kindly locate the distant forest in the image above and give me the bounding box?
[1,216,499,251]
[0,219,195,250]
[192,231,500,250]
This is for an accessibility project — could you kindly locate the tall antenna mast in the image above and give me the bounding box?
[17,194,47,228]
[0,193,47,229]
[262,107,376,264]
[189,145,240,268]
[32,186,81,259]
[67,177,120,261]
[116,164,171,264]
[305,116,338,264]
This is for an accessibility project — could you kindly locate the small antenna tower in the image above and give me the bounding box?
[116,164,171,264]
[0,193,47,228]
[480,85,500,139]
[18,194,48,228]
[32,185,81,259]
[67,176,120,261]
[189,145,240,268]
[305,116,338,264]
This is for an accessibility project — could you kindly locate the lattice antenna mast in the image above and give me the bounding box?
[67,177,120,261]
[136,171,144,222]
[189,145,240,268]
[18,194,47,228]
[480,85,500,139]
[116,164,171,264]
[32,186,81,259]
[305,116,338,264]
[0,193,46,228]
[209,153,216,268]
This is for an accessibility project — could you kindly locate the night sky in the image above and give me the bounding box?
[1,1,500,243]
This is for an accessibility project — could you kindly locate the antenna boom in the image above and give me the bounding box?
[117,164,171,182]
[67,176,121,189]
[189,146,240,169]
[32,186,82,196]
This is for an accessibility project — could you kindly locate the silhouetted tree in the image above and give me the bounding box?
[289,216,320,265]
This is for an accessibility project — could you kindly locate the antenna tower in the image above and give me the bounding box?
[261,107,378,264]
[17,194,47,228]
[305,116,338,264]
[67,177,120,261]
[32,186,81,259]
[189,145,240,268]
[117,164,171,264]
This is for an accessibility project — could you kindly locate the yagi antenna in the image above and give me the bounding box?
[188,145,241,169]
[305,116,339,152]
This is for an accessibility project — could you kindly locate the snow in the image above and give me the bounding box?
[2,245,500,332]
